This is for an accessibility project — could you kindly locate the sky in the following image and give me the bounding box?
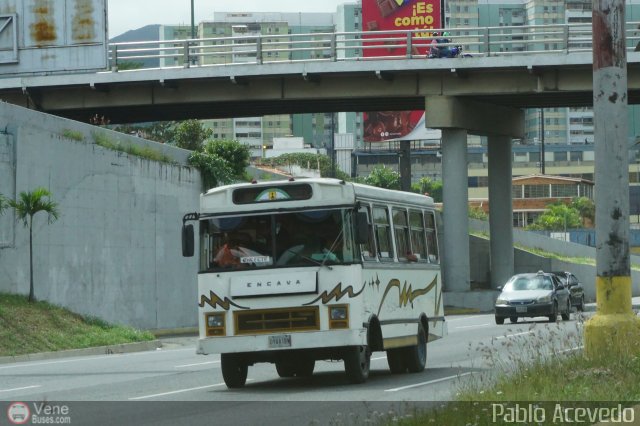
[107,0,352,38]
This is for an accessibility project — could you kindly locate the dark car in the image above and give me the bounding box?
[552,271,585,311]
[494,271,572,324]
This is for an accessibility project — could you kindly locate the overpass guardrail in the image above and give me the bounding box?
[108,22,640,71]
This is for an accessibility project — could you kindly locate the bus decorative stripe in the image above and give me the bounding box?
[302,281,367,305]
[199,291,249,311]
[377,276,439,316]
[434,280,443,316]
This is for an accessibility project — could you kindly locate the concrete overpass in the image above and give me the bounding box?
[0,22,635,307]
[1,52,640,123]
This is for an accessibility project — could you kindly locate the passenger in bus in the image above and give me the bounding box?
[213,233,252,269]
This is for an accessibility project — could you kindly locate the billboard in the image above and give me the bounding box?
[0,0,108,76]
[362,0,442,142]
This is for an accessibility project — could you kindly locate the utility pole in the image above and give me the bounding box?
[584,0,640,358]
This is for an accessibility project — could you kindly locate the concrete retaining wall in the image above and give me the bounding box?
[0,103,201,329]
[469,220,640,303]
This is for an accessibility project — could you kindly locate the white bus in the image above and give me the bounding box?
[182,178,446,388]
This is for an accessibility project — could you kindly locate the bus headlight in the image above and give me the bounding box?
[206,313,226,336]
[329,305,348,329]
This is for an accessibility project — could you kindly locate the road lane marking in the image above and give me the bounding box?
[454,323,490,329]
[385,372,472,392]
[175,360,220,368]
[0,348,195,370]
[0,385,41,393]
[129,380,254,400]
[371,356,387,361]
[446,315,488,322]
[495,331,534,340]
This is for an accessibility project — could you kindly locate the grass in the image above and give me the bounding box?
[471,230,640,270]
[387,316,640,426]
[0,293,155,357]
[61,129,85,142]
[91,131,176,164]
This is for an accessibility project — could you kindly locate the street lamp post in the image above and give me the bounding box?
[190,0,195,39]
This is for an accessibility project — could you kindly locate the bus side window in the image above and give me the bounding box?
[392,208,410,261]
[358,205,377,261]
[409,209,428,261]
[425,211,439,263]
[373,206,393,261]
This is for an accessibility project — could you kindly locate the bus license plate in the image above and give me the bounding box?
[268,334,292,348]
[515,306,527,313]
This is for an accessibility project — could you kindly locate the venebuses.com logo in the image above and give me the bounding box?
[6,402,72,424]
[7,402,30,425]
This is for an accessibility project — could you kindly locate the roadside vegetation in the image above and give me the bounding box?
[91,131,176,164]
[0,293,154,357]
[9,188,59,302]
[385,318,640,425]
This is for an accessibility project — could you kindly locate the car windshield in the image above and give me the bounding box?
[504,276,553,291]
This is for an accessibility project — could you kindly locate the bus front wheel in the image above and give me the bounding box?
[221,353,248,388]
[344,345,370,384]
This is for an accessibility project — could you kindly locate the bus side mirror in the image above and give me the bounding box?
[182,224,194,257]
[355,212,369,244]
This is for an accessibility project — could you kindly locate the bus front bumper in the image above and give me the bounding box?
[196,328,368,355]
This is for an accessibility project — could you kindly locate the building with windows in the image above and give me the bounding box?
[446,0,640,147]
[470,175,594,227]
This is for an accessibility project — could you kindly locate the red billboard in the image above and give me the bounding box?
[362,0,442,142]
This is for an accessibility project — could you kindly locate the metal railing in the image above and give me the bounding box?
[108,22,640,72]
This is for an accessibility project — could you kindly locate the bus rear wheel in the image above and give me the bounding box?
[221,353,248,388]
[404,323,427,373]
[344,345,370,384]
[386,348,406,374]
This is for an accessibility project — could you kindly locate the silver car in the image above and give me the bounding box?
[494,271,572,325]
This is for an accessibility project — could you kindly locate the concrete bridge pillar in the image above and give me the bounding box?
[426,96,523,296]
[441,128,471,292]
[488,135,514,288]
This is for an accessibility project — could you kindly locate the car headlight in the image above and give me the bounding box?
[495,298,508,305]
[537,295,551,303]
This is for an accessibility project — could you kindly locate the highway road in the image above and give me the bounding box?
[0,313,587,425]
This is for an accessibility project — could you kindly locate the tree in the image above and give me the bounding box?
[468,206,488,220]
[117,61,144,70]
[265,153,350,180]
[112,121,176,144]
[202,140,251,180]
[362,165,400,189]
[188,150,235,190]
[527,202,581,231]
[173,120,213,151]
[9,188,59,302]
[571,196,595,227]
[0,193,7,215]
[411,177,443,202]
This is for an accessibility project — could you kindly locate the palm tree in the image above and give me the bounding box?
[0,194,7,215]
[9,188,59,302]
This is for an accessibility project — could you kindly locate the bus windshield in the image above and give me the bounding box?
[199,209,356,272]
